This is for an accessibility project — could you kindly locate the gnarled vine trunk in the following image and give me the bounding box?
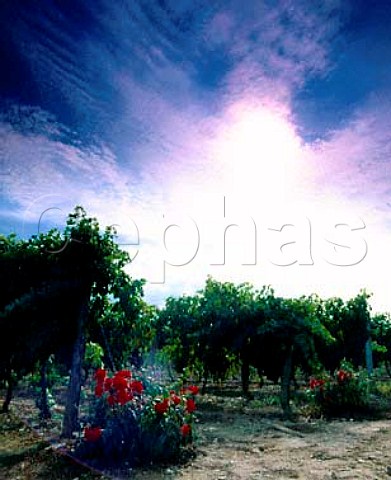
[38,359,52,420]
[61,295,89,438]
[241,357,251,397]
[1,370,15,413]
[280,344,293,418]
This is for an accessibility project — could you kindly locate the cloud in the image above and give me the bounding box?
[209,0,348,101]
[2,0,391,312]
[304,92,391,217]
[0,114,156,238]
[1,0,349,145]
[98,0,351,173]
[129,86,391,311]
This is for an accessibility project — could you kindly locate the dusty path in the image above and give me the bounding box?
[132,411,391,480]
[187,416,391,479]
[8,385,391,480]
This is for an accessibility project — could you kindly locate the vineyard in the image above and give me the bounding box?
[1,208,391,479]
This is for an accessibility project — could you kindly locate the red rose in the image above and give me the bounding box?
[186,398,196,413]
[130,380,144,394]
[171,394,181,405]
[94,368,106,382]
[337,370,351,383]
[188,385,199,395]
[154,399,169,414]
[107,394,116,406]
[104,377,113,391]
[112,374,128,390]
[84,426,102,442]
[180,424,191,437]
[94,384,104,398]
[116,369,132,378]
[309,378,325,390]
[117,388,133,405]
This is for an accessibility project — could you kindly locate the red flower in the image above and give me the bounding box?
[130,380,144,394]
[117,388,133,405]
[84,426,102,442]
[116,369,132,378]
[309,379,316,389]
[154,398,169,414]
[171,393,181,405]
[107,394,116,406]
[337,370,350,383]
[94,368,106,382]
[94,384,104,398]
[104,377,113,392]
[309,378,325,390]
[180,424,191,437]
[187,385,199,395]
[186,398,196,413]
[112,374,128,390]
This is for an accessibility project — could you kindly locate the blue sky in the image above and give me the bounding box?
[1,0,391,311]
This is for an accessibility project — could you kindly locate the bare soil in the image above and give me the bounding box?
[0,413,103,480]
[173,410,391,480]
[131,389,391,480]
[3,384,391,480]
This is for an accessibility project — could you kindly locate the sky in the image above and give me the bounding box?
[1,0,391,312]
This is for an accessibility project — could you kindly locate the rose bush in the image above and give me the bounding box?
[76,368,198,467]
[307,362,369,416]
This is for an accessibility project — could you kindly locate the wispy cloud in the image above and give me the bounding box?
[0,115,156,238]
[306,92,391,215]
[2,0,391,311]
[1,0,348,144]
[210,0,348,101]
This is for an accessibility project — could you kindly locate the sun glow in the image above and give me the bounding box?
[214,104,302,206]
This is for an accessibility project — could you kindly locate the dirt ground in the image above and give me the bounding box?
[132,409,391,480]
[129,385,391,480]
[5,385,391,480]
[186,413,391,480]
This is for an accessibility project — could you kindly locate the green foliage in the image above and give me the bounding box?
[372,380,391,398]
[29,356,66,389]
[256,294,334,372]
[157,278,276,383]
[0,206,131,384]
[84,342,104,370]
[0,206,142,423]
[155,278,378,416]
[89,280,156,370]
[370,313,391,372]
[156,277,338,417]
[156,294,201,375]
[316,291,371,371]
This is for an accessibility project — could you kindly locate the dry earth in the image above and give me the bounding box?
[5,385,391,480]
[132,410,391,480]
